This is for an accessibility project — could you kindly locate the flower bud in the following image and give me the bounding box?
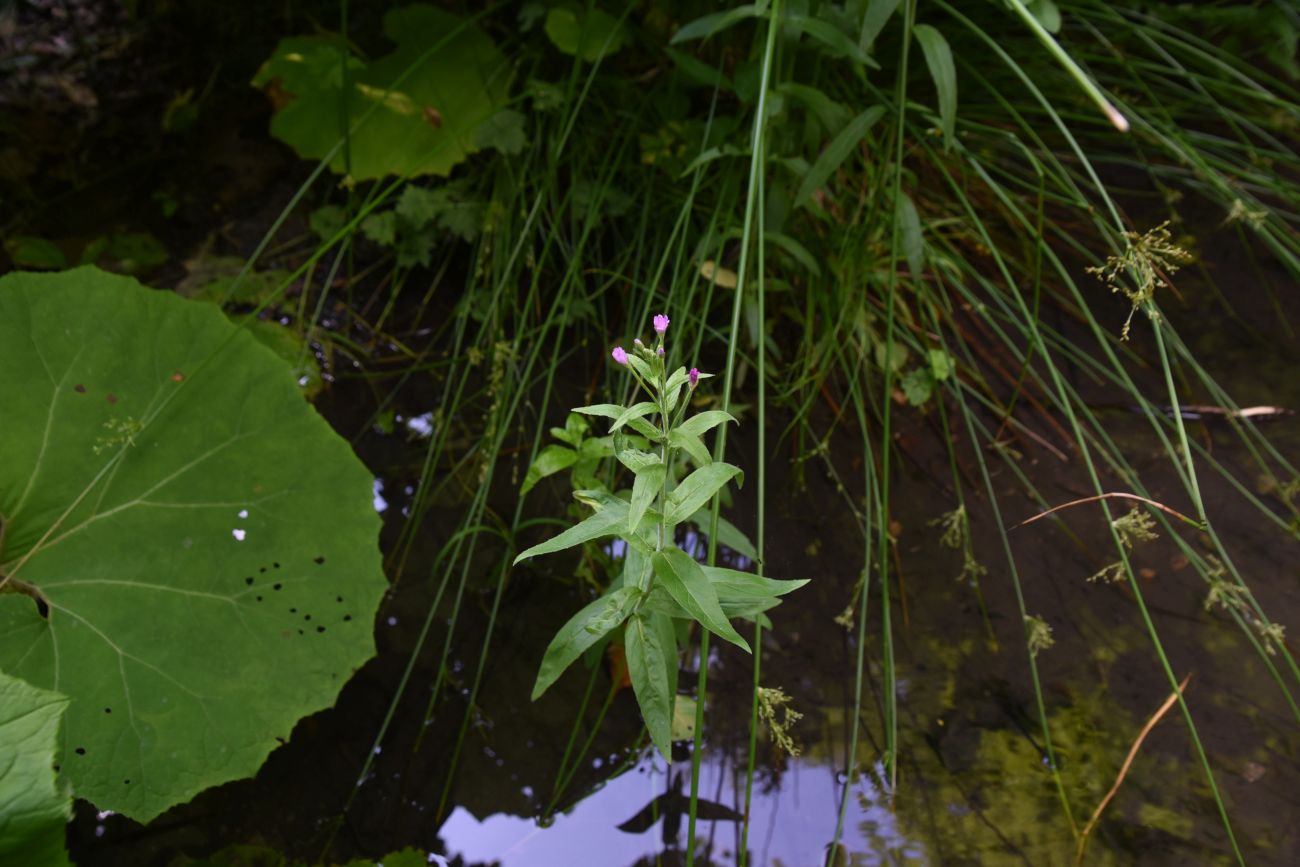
[612,346,629,365]
[688,367,699,388]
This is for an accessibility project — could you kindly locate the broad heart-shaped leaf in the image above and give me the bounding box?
[251,6,509,180]
[0,267,386,822]
[0,671,71,866]
[664,463,743,525]
[625,612,675,761]
[514,496,629,564]
[651,548,749,652]
[531,586,640,700]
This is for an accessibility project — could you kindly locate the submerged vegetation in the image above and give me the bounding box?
[2,0,1300,863]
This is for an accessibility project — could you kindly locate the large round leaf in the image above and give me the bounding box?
[252,5,510,180]
[0,267,387,822]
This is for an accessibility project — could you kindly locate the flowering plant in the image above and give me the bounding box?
[516,314,806,760]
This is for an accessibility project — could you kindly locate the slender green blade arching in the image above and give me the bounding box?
[0,267,387,822]
[0,671,71,867]
[513,499,628,563]
[531,586,640,700]
[652,548,749,652]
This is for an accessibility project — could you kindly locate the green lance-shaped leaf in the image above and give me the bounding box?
[611,402,659,434]
[786,15,878,68]
[664,463,743,526]
[794,106,885,209]
[0,672,72,866]
[703,566,809,602]
[913,24,957,149]
[520,444,578,495]
[669,429,712,467]
[575,404,661,441]
[896,192,925,278]
[628,464,666,534]
[531,586,640,700]
[626,354,658,388]
[671,3,767,44]
[860,0,903,52]
[514,497,629,563]
[573,403,624,418]
[652,548,749,652]
[664,366,692,393]
[0,267,387,822]
[625,611,676,761]
[676,410,737,440]
[615,444,662,474]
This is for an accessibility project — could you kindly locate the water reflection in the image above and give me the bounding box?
[439,752,924,866]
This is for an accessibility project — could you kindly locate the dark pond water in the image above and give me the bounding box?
[7,4,1300,864]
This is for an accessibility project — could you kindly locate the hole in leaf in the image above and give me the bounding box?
[297,629,304,635]
[245,577,254,586]
[124,779,130,785]
[336,596,343,603]
[289,607,297,614]
[260,567,267,573]
[316,626,326,633]
[256,595,263,602]
[343,615,352,622]
[74,384,86,393]
[104,708,111,714]
[75,747,86,756]
[314,556,326,565]
[273,583,282,591]
[304,614,311,621]
[273,562,281,569]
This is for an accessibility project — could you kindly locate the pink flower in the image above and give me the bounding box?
[611,346,629,365]
[653,314,670,335]
[688,367,699,388]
